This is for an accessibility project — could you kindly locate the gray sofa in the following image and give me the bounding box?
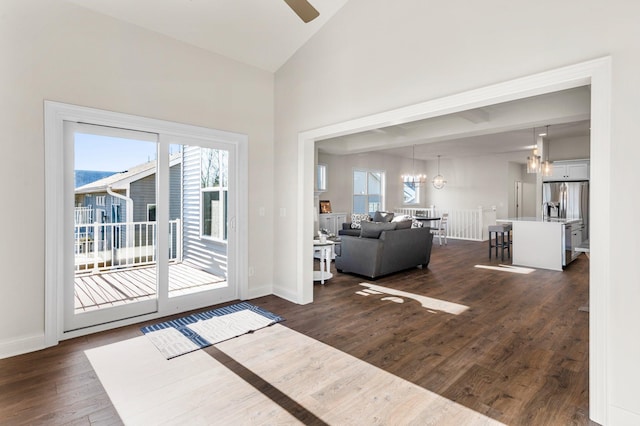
[335,226,433,279]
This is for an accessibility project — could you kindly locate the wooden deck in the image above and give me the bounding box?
[74,263,226,312]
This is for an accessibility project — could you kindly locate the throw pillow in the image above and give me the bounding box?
[373,211,394,223]
[360,221,397,238]
[391,214,411,223]
[395,219,413,230]
[350,213,371,229]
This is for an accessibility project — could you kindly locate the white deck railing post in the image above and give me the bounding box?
[92,222,100,272]
[75,219,181,275]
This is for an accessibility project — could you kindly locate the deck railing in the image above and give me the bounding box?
[394,206,497,241]
[74,206,93,225]
[74,219,182,274]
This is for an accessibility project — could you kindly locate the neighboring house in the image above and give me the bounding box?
[74,153,182,225]
[182,145,229,278]
[73,148,227,278]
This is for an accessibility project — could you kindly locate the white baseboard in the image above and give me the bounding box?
[609,405,640,426]
[244,284,273,300]
[0,333,46,360]
[272,285,303,304]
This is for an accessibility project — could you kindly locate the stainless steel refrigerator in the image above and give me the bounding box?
[542,181,589,240]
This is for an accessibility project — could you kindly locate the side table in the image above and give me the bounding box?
[313,240,335,284]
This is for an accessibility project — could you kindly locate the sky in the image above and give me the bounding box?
[74,133,157,172]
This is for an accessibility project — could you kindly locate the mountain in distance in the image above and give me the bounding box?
[75,170,117,188]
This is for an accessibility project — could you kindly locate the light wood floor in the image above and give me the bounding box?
[0,239,594,425]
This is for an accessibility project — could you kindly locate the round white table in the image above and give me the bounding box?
[313,239,334,284]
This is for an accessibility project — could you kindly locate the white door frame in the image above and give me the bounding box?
[44,101,249,342]
[296,57,611,424]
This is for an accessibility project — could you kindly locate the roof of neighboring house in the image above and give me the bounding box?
[75,153,182,195]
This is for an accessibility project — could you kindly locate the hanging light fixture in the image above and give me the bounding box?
[402,145,427,185]
[526,127,541,174]
[432,155,447,189]
[541,125,552,177]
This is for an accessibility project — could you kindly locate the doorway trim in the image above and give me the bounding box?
[296,57,611,423]
[44,101,249,343]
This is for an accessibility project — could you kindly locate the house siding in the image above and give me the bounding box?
[75,192,127,224]
[182,146,227,277]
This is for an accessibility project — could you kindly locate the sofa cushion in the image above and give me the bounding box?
[373,211,394,223]
[350,213,371,229]
[391,214,411,222]
[394,219,413,230]
[360,221,397,238]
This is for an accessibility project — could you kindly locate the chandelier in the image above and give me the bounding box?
[526,127,541,174]
[401,145,427,185]
[432,155,447,189]
[540,125,552,177]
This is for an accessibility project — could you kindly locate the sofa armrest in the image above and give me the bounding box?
[335,236,383,278]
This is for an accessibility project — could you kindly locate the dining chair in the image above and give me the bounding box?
[431,213,448,245]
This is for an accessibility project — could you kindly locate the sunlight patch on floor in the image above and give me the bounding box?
[86,325,505,425]
[474,264,535,274]
[358,283,469,315]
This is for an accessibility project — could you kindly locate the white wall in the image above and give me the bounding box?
[275,0,640,422]
[549,136,591,161]
[0,1,274,353]
[422,155,513,218]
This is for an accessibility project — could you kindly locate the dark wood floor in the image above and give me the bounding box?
[0,239,594,425]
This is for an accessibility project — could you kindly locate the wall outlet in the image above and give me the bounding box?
[259,207,265,217]
[280,208,286,217]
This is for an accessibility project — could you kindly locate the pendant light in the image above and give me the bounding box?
[541,125,552,177]
[432,155,447,189]
[401,145,427,185]
[526,127,541,174]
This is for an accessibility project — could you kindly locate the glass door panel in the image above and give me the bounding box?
[167,141,232,300]
[65,122,159,331]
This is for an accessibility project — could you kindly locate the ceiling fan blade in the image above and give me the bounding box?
[283,0,320,23]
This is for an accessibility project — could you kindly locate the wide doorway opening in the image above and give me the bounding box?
[296,58,611,423]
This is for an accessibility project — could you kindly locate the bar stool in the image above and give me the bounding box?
[488,223,512,261]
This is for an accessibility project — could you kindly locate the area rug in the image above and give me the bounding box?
[140,302,284,359]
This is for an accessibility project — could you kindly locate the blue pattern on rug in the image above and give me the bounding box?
[140,302,284,351]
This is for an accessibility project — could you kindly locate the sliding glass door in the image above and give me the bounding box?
[63,123,237,332]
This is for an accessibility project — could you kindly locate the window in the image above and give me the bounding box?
[403,181,419,204]
[201,148,228,241]
[353,169,384,215]
[96,195,106,206]
[147,204,156,222]
[316,164,327,192]
[111,204,122,223]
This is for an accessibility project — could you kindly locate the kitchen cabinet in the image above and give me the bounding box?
[319,212,347,236]
[543,160,589,181]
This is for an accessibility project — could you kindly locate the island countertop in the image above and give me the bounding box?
[494,217,582,271]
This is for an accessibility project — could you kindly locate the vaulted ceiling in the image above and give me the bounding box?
[64,1,590,162]
[65,0,350,72]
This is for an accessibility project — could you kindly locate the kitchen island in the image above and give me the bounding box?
[496,217,582,271]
